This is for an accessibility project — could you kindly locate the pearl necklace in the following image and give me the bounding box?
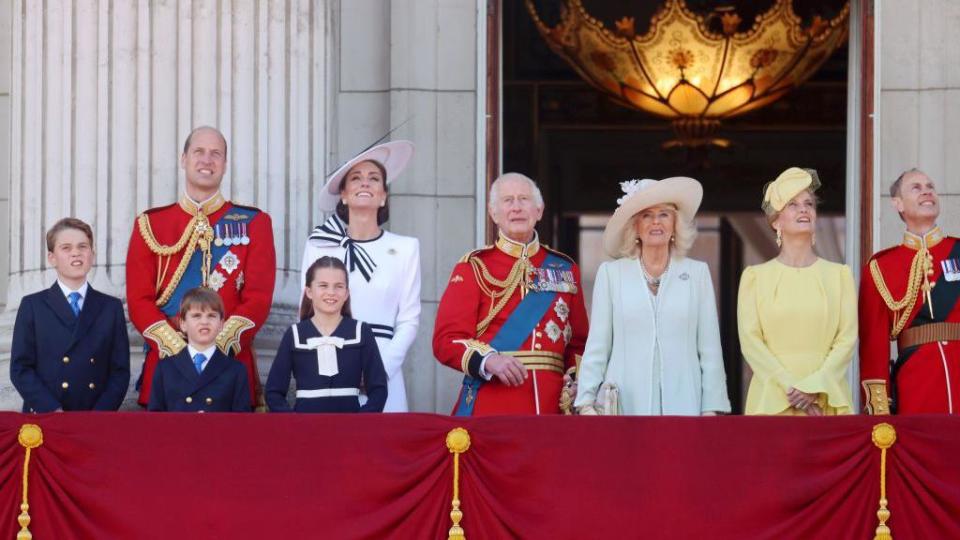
[639,256,669,291]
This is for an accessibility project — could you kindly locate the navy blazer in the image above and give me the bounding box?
[147,348,250,412]
[10,283,131,412]
[265,318,388,413]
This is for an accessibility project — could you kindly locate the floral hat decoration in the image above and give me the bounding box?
[601,176,703,258]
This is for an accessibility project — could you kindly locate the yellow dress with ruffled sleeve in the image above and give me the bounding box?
[737,258,857,415]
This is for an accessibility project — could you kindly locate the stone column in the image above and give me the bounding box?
[0,0,329,410]
[332,0,482,412]
[877,0,960,244]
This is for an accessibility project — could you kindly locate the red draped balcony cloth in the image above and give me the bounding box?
[1,413,958,539]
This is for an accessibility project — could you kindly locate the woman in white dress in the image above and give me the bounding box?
[574,177,730,415]
[301,141,421,412]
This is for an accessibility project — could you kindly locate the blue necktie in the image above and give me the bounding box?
[67,292,82,317]
[193,353,206,374]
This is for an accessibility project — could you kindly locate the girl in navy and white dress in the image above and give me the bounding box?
[301,141,420,412]
[266,256,387,413]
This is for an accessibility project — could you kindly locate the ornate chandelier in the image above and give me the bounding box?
[526,0,850,148]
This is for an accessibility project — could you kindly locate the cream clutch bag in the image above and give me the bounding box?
[579,382,620,415]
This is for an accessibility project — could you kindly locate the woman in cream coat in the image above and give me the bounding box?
[575,177,731,415]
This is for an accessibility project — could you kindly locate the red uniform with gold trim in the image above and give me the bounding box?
[433,233,588,415]
[126,194,276,406]
[859,227,960,414]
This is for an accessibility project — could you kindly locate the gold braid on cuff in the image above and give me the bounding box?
[862,379,891,415]
[452,339,495,373]
[144,321,187,358]
[216,316,256,355]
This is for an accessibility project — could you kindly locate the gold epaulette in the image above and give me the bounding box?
[458,245,493,264]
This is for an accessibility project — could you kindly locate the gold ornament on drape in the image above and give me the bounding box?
[445,428,472,540]
[526,0,849,147]
[16,424,44,540]
[872,423,897,540]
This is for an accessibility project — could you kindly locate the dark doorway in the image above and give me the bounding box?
[501,0,850,413]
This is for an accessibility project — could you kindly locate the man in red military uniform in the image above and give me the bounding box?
[860,169,960,414]
[433,172,588,415]
[126,126,276,407]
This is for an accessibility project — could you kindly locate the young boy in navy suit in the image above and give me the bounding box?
[147,288,250,412]
[10,218,131,412]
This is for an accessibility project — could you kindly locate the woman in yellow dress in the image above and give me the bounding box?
[737,167,856,415]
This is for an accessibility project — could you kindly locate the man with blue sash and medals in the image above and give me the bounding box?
[126,127,276,408]
[434,173,589,415]
[860,169,960,414]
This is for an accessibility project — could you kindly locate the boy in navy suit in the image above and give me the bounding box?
[10,218,131,412]
[147,288,250,412]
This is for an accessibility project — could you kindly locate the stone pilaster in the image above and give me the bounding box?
[0,0,329,410]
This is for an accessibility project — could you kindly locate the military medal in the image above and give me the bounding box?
[526,263,578,294]
[214,224,224,247]
[241,223,251,245]
[942,258,960,282]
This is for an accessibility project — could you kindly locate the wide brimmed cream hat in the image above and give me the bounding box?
[318,140,414,212]
[601,177,703,258]
[761,167,821,215]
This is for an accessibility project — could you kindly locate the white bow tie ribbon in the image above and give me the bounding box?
[305,336,345,377]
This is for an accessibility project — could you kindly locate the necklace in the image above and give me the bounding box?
[639,256,669,292]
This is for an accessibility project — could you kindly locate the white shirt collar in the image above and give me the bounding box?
[57,280,89,300]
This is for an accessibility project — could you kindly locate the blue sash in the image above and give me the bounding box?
[158,206,260,317]
[453,252,570,416]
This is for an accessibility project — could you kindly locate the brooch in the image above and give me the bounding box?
[679,272,690,281]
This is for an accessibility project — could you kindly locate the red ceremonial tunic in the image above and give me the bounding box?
[859,227,960,414]
[433,233,588,415]
[126,194,276,406]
